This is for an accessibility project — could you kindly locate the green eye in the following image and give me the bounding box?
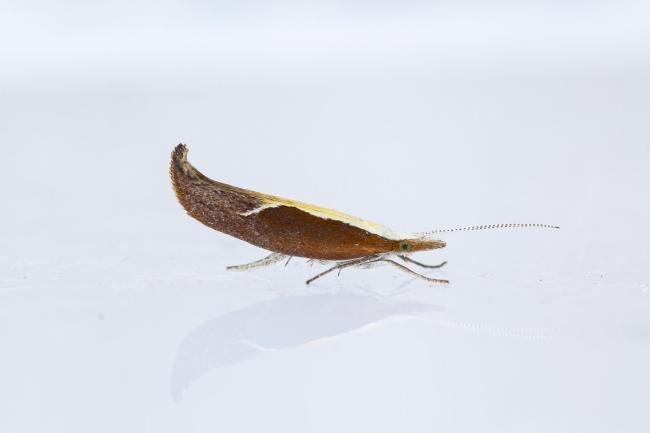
[399,241,412,252]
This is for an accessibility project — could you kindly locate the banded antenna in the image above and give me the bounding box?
[420,223,560,237]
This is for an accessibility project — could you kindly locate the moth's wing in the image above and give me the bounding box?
[244,190,405,241]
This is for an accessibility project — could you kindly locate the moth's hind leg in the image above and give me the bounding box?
[227,252,288,271]
[398,255,447,269]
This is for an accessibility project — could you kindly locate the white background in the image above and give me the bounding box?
[2,1,650,432]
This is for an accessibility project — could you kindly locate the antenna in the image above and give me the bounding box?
[420,223,560,236]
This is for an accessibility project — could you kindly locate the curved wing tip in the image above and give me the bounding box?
[172,143,189,162]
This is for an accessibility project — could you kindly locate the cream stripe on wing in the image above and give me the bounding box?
[240,193,406,240]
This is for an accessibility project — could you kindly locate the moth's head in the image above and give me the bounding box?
[396,237,446,253]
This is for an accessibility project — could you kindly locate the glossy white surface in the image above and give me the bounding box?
[2,2,650,432]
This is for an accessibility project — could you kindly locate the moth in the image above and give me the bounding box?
[170,144,558,284]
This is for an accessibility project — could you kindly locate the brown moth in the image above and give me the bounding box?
[170,144,559,284]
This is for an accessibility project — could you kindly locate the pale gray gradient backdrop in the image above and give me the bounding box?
[1,2,649,433]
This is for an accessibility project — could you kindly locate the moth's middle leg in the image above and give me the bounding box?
[305,255,379,285]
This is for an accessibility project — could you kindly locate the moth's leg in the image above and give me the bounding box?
[305,256,377,285]
[226,252,287,271]
[379,259,449,284]
[398,255,447,269]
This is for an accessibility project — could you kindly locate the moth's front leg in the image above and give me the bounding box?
[398,255,447,269]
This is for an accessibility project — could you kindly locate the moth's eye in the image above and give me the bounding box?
[399,241,412,252]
